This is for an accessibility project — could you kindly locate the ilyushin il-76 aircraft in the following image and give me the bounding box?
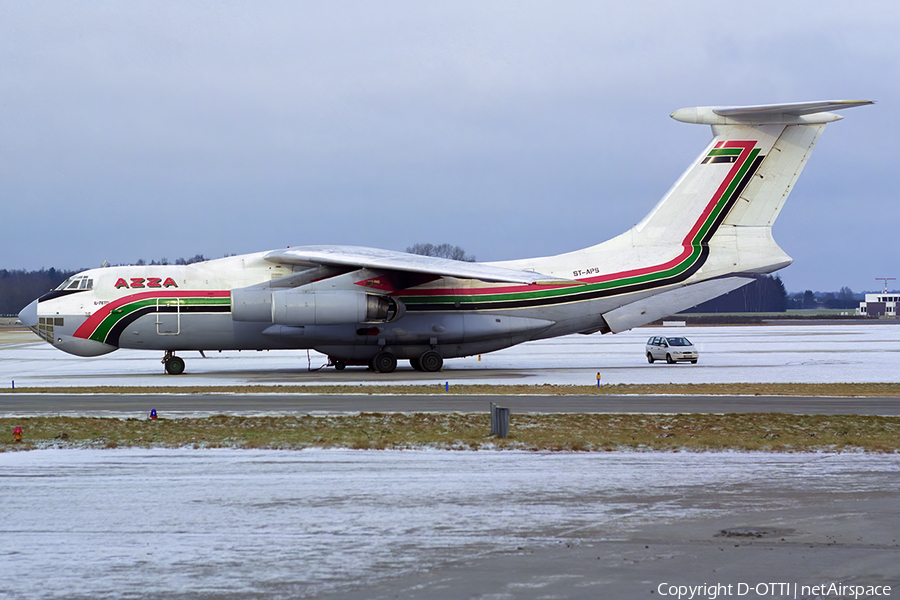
[19,100,871,375]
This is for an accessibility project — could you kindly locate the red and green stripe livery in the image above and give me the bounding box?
[74,290,231,344]
[399,141,763,311]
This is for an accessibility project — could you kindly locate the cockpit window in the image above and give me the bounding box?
[56,276,93,291]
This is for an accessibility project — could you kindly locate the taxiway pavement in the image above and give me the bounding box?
[2,392,900,417]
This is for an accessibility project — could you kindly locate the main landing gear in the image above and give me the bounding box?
[368,349,443,373]
[409,350,443,373]
[329,349,445,374]
[370,351,398,373]
[162,351,185,375]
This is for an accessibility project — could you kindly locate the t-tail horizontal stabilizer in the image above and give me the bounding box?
[670,100,873,125]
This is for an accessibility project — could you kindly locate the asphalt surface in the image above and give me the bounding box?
[5,450,898,600]
[2,392,899,416]
[340,487,900,600]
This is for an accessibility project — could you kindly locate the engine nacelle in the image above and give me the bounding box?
[232,288,403,325]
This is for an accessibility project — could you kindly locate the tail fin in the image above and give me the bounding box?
[624,101,871,274]
[585,101,871,333]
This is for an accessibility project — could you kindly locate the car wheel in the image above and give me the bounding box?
[647,352,654,364]
[690,359,697,364]
[666,353,674,364]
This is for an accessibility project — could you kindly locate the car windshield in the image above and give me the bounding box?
[665,337,692,346]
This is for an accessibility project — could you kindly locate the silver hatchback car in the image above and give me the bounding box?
[646,336,698,364]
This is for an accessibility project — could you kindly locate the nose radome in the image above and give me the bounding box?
[18,299,38,328]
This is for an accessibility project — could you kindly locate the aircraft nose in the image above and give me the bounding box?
[18,299,38,328]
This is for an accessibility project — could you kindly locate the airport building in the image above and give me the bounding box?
[857,293,900,317]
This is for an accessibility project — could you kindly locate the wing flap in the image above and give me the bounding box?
[264,245,574,285]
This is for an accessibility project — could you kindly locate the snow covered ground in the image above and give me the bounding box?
[2,322,900,388]
[2,449,898,600]
[4,326,900,599]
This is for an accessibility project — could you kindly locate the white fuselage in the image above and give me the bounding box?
[20,100,870,372]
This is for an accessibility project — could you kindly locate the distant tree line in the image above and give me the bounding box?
[132,255,208,266]
[0,255,212,315]
[683,275,788,313]
[406,243,475,262]
[0,268,78,315]
[683,277,864,314]
[786,287,858,310]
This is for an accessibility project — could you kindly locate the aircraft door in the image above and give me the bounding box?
[156,298,181,335]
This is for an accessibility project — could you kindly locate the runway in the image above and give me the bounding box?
[3,392,900,417]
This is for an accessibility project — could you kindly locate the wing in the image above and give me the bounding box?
[264,245,574,285]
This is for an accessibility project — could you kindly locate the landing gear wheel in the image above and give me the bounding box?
[371,351,397,373]
[419,350,443,372]
[665,353,675,364]
[165,355,185,375]
[647,352,655,364]
[333,360,347,371]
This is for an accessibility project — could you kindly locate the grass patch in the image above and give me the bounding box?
[2,413,898,453]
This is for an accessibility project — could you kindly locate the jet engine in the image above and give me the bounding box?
[232,288,404,325]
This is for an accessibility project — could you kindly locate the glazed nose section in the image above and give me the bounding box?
[18,299,38,328]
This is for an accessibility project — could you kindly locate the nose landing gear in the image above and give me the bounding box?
[162,351,185,375]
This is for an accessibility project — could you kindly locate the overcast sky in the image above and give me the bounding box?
[1,1,896,293]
